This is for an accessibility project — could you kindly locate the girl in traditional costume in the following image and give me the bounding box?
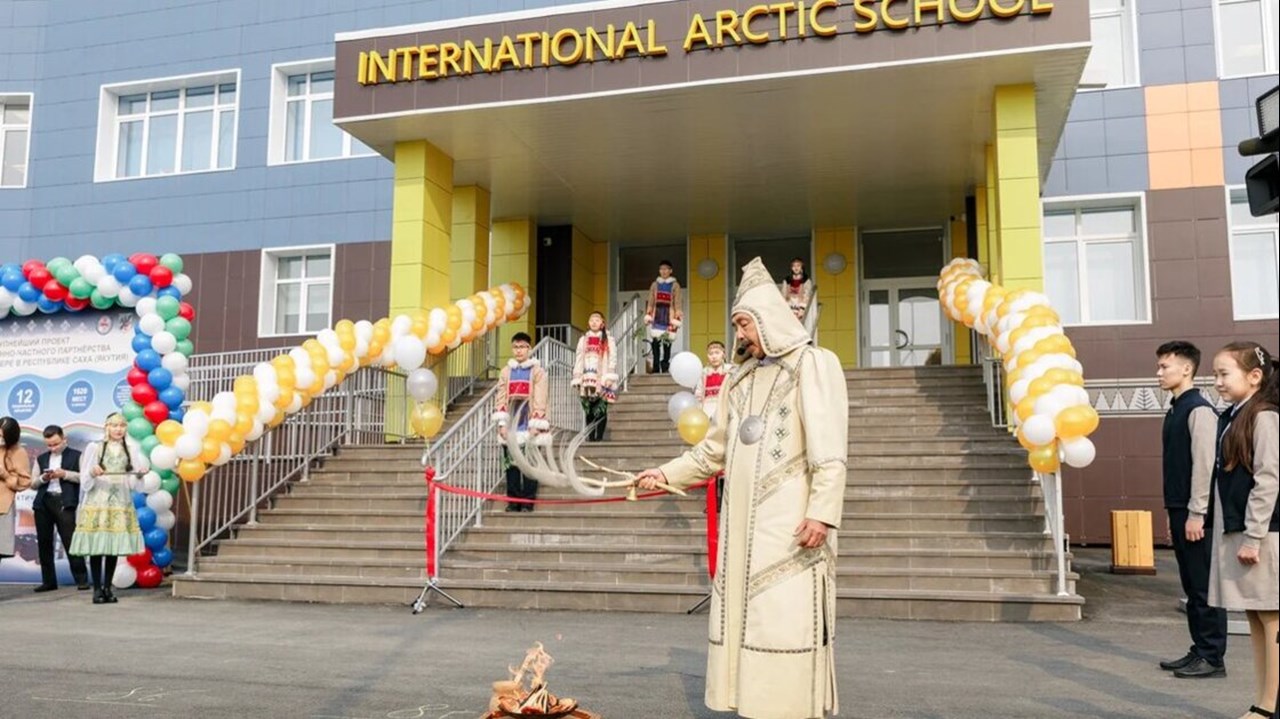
[779,257,815,322]
[694,340,733,422]
[571,312,619,442]
[69,413,148,604]
[645,260,682,374]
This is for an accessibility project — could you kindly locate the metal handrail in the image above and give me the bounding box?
[972,329,1009,429]
[802,293,821,342]
[535,324,584,348]
[609,293,647,390]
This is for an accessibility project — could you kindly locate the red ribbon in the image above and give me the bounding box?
[706,473,721,580]
[424,466,438,579]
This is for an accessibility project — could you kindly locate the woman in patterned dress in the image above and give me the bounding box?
[69,413,148,604]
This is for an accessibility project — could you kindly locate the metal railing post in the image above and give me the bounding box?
[1053,470,1069,597]
[184,481,200,576]
[247,436,262,525]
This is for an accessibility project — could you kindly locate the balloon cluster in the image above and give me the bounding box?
[939,259,1100,473]
[0,253,191,316]
[665,351,710,445]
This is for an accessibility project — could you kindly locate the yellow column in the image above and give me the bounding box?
[491,218,536,362]
[592,241,609,318]
[687,234,729,354]
[390,140,453,316]
[570,227,601,326]
[991,85,1044,291]
[975,183,991,271]
[814,227,858,368]
[450,186,490,298]
[983,144,1001,284]
[950,215,972,365]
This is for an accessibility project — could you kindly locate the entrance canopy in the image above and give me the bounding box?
[335,0,1090,241]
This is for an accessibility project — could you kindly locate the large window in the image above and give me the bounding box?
[0,95,32,188]
[95,71,239,181]
[259,247,334,337]
[269,60,373,165]
[1042,197,1150,325]
[1082,0,1138,89]
[1216,0,1280,77]
[1228,189,1280,319]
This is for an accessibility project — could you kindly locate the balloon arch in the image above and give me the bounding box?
[2,252,528,588]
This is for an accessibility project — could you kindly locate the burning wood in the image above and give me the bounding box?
[491,643,578,718]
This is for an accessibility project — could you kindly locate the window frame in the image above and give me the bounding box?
[1041,192,1153,327]
[267,58,374,166]
[1225,185,1280,320]
[1212,0,1280,79]
[257,244,337,338]
[1078,0,1141,93]
[0,92,34,189]
[93,69,240,183]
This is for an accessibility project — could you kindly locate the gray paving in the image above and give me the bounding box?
[0,549,1251,719]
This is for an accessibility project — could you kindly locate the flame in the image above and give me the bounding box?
[509,642,555,690]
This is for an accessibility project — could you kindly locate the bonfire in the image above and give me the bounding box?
[490,643,578,718]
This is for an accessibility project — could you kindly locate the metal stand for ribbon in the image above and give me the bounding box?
[411,463,464,614]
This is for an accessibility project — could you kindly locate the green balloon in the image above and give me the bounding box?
[90,290,114,309]
[160,253,184,274]
[69,277,94,299]
[176,339,194,356]
[140,434,161,455]
[161,476,181,495]
[156,295,181,321]
[156,468,174,480]
[166,317,192,341]
[46,257,71,273]
[127,417,154,440]
[121,401,145,421]
[55,266,79,287]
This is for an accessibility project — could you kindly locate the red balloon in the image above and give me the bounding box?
[136,565,164,589]
[143,401,169,424]
[149,265,173,288]
[178,302,195,321]
[27,267,51,287]
[65,296,89,311]
[21,260,44,276]
[134,254,159,275]
[131,383,158,405]
[127,549,153,569]
[127,367,149,386]
[42,282,68,302]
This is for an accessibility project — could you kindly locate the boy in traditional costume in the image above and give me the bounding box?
[571,312,619,442]
[645,260,682,374]
[493,333,549,512]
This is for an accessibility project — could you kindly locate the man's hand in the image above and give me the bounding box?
[497,426,507,441]
[1185,516,1205,542]
[636,468,666,491]
[90,466,104,477]
[1237,544,1260,566]
[795,519,830,549]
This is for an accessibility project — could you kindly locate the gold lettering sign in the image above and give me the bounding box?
[357,0,1053,85]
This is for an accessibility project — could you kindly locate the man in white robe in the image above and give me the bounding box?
[639,257,849,719]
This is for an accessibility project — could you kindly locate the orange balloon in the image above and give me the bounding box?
[428,343,447,356]
[441,329,456,345]
[471,317,485,332]
[410,318,430,339]
[1028,443,1061,473]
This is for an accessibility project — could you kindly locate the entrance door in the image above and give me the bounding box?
[862,279,948,367]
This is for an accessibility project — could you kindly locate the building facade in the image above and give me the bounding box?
[2,0,1277,542]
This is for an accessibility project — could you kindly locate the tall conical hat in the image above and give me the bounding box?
[730,257,810,358]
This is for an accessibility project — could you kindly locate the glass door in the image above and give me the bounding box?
[862,279,947,367]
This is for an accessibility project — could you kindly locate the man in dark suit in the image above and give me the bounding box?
[31,425,89,591]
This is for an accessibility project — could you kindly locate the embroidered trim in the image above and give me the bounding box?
[747,546,833,599]
[742,645,821,655]
[754,456,807,506]
[506,358,541,370]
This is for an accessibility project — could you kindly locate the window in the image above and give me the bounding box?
[0,95,32,188]
[269,60,373,165]
[1216,0,1280,77]
[95,71,239,181]
[1081,0,1138,89]
[1228,189,1280,319]
[259,247,334,336]
[1042,197,1150,325]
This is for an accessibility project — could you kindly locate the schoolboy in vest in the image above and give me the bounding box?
[493,333,549,512]
[1156,341,1228,678]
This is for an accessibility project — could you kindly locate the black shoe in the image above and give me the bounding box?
[1246,705,1274,718]
[92,588,106,605]
[505,504,521,512]
[33,584,57,593]
[77,582,91,591]
[1159,652,1197,671]
[103,587,118,604]
[1172,657,1226,678]
[522,504,534,513]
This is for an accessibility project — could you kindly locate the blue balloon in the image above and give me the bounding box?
[156,286,182,300]
[143,527,168,552]
[36,296,62,313]
[128,274,153,297]
[168,407,185,422]
[102,254,126,273]
[136,506,157,532]
[159,385,185,409]
[135,349,162,372]
[112,262,137,283]
[151,546,173,569]
[131,332,153,353]
[148,367,173,391]
[132,491,147,509]
[17,281,40,302]
[0,263,19,275]
[1,270,23,292]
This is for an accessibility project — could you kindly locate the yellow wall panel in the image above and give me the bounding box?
[390,140,453,316]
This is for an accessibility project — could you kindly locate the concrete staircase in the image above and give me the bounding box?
[174,366,1083,621]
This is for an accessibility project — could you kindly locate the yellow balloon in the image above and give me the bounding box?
[410,401,445,439]
[1015,396,1037,423]
[677,407,710,445]
[155,420,184,446]
[1016,426,1038,451]
[191,401,213,415]
[228,431,246,454]
[206,419,232,443]
[1027,376,1057,399]
[177,459,206,482]
[1028,443,1061,473]
[199,438,222,464]
[1055,405,1100,439]
[1044,368,1084,387]
[1034,335,1075,357]
[1017,349,1044,370]
[234,413,254,436]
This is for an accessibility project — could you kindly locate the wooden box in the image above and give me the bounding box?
[1110,510,1157,575]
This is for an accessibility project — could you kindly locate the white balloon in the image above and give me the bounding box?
[171,374,191,392]
[149,444,177,471]
[286,394,303,413]
[1012,327,1062,357]
[151,330,177,354]
[246,419,266,441]
[355,320,374,343]
[1061,436,1097,468]
[428,309,448,332]
[155,510,176,531]
[294,366,316,390]
[1021,414,1057,445]
[1050,384,1090,408]
[161,352,189,373]
[11,298,36,315]
[183,408,211,438]
[668,391,697,422]
[172,273,193,295]
[996,331,1013,356]
[1033,395,1067,422]
[97,275,122,299]
[323,370,338,389]
[213,444,232,466]
[393,335,427,371]
[82,262,106,284]
[175,434,202,460]
[257,382,279,404]
[252,362,276,385]
[406,368,439,402]
[391,315,413,338]
[1009,378,1032,405]
[317,328,339,345]
[354,337,370,360]
[669,352,704,389]
[146,490,173,512]
[117,287,139,307]
[326,345,345,366]
[257,397,277,424]
[135,297,158,318]
[112,562,137,589]
[447,336,462,351]
[140,471,161,494]
[211,392,238,420]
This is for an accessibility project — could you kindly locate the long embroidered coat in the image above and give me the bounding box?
[493,358,550,444]
[662,258,848,719]
[571,331,619,402]
[646,277,682,339]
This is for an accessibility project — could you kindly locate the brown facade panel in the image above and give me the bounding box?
[186,241,390,355]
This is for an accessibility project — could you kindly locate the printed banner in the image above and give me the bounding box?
[0,310,135,584]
